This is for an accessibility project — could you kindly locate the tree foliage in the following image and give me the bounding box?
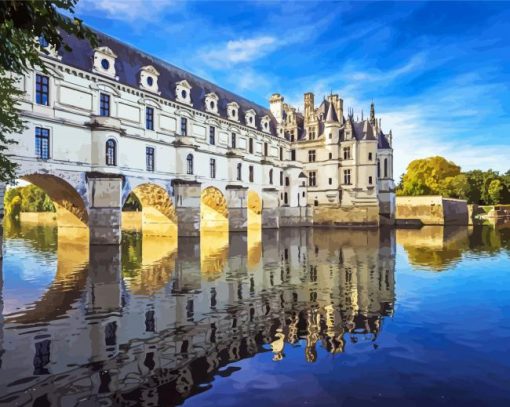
[397,156,510,204]
[4,184,55,217]
[0,0,97,182]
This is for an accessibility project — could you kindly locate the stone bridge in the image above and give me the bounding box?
[0,157,309,248]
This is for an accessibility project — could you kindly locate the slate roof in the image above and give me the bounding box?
[58,29,277,135]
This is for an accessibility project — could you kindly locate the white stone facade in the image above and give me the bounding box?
[3,28,395,241]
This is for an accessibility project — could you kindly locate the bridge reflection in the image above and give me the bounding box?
[0,222,396,405]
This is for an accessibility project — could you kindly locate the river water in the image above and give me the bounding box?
[0,221,509,406]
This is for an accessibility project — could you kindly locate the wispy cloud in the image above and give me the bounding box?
[200,36,278,68]
[78,0,178,22]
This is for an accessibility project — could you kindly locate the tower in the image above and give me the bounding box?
[370,102,376,126]
[269,93,284,125]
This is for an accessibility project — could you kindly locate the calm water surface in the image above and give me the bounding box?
[1,221,510,406]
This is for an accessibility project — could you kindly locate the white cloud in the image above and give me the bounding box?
[200,36,278,68]
[78,0,177,22]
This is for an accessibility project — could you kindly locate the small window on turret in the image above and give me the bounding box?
[368,152,373,161]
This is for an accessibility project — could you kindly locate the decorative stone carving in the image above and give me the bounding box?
[175,80,192,106]
[93,46,118,80]
[227,101,240,122]
[139,65,160,94]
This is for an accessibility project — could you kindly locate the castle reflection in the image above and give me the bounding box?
[0,222,396,405]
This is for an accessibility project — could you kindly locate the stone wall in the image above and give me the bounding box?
[396,196,468,226]
[279,206,313,227]
[312,205,379,227]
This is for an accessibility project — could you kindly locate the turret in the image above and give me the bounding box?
[304,92,315,120]
[370,102,376,126]
[324,100,340,144]
[269,93,284,125]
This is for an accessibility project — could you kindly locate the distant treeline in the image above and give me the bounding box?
[4,185,55,218]
[4,185,142,218]
[397,156,510,205]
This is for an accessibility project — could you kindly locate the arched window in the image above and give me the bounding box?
[384,158,388,178]
[237,163,242,181]
[106,139,116,166]
[186,154,194,175]
[269,169,273,184]
[377,159,381,178]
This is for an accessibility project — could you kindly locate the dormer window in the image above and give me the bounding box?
[139,65,160,94]
[261,115,271,133]
[176,80,192,106]
[245,109,256,128]
[205,92,219,115]
[227,101,240,122]
[93,46,118,80]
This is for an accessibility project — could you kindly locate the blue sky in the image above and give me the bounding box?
[76,1,510,177]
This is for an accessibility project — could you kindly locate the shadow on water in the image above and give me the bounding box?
[0,221,509,405]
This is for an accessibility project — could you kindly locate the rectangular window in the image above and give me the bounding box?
[279,147,283,161]
[231,133,236,148]
[209,127,216,145]
[237,163,242,181]
[329,178,332,185]
[249,138,253,153]
[35,127,50,159]
[181,117,187,136]
[369,176,373,185]
[146,107,154,130]
[280,171,283,186]
[308,150,316,162]
[343,147,351,160]
[329,152,333,159]
[291,149,296,161]
[309,171,317,187]
[99,93,110,117]
[368,152,373,161]
[264,142,268,156]
[249,165,254,182]
[35,74,49,106]
[146,147,155,171]
[285,177,289,186]
[344,169,352,185]
[210,158,216,178]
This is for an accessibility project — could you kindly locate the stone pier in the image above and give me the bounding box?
[262,188,280,229]
[87,174,123,245]
[226,185,248,232]
[173,180,201,237]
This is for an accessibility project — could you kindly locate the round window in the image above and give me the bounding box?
[210,101,215,109]
[181,89,187,99]
[101,59,110,70]
[147,76,153,86]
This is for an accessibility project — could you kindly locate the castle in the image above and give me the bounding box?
[0,27,395,246]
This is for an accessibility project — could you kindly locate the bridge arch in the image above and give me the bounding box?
[200,186,228,233]
[124,182,177,237]
[16,172,89,239]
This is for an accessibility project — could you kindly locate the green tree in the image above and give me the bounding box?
[0,0,97,182]
[397,156,461,196]
[7,195,22,218]
[438,174,469,200]
[487,179,504,205]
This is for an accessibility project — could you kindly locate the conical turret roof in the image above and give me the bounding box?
[325,101,339,123]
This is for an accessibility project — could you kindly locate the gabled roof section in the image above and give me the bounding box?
[59,28,277,135]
